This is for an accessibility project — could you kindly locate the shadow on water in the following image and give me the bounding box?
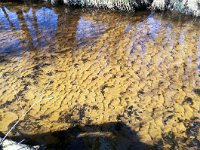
[1,119,200,149]
[0,2,200,150]
[2,122,155,150]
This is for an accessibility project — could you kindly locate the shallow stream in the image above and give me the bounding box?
[0,2,200,149]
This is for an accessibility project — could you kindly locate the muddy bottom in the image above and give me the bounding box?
[0,2,200,149]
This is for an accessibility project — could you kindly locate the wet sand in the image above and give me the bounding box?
[0,2,200,149]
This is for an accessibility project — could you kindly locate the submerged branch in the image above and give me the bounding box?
[0,82,51,146]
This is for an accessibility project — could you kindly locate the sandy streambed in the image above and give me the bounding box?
[0,2,200,149]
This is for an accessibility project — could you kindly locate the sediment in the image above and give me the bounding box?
[0,4,199,149]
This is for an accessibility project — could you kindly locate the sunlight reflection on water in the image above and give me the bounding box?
[0,3,200,149]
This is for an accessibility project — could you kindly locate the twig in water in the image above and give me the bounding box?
[0,81,51,145]
[17,139,25,144]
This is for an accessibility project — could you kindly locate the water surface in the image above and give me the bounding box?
[0,2,200,149]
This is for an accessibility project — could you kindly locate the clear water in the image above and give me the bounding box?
[0,2,200,149]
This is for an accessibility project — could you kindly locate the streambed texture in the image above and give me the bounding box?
[0,2,200,149]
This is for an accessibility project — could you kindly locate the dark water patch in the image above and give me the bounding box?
[0,98,17,109]
[193,89,200,96]
[185,118,200,149]
[0,55,8,63]
[163,115,174,125]
[182,97,193,105]
[58,105,88,125]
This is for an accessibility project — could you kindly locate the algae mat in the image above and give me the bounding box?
[0,2,200,149]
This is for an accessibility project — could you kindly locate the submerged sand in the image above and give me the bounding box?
[0,2,200,149]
